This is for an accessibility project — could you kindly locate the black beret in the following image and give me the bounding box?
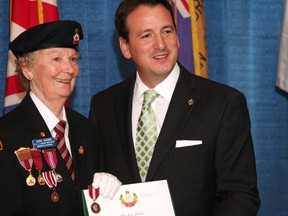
[9,20,83,57]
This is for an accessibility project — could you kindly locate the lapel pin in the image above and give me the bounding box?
[0,140,3,150]
[188,98,194,106]
[40,132,46,137]
[78,145,84,155]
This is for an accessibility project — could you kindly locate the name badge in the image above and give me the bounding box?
[32,137,56,149]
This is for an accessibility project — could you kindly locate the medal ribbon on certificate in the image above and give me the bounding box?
[30,149,45,186]
[14,147,36,186]
[88,185,101,214]
[42,170,59,202]
[42,148,63,182]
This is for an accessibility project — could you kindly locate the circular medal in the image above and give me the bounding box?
[91,202,101,214]
[51,191,59,202]
[26,174,36,186]
[38,175,46,186]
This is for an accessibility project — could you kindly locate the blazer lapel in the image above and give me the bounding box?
[66,110,84,185]
[146,67,200,181]
[21,94,51,140]
[115,78,142,182]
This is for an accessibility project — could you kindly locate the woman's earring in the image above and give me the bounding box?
[28,75,33,80]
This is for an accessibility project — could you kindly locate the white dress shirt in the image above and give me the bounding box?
[132,63,180,145]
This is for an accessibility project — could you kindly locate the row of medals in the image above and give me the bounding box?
[15,147,62,203]
[15,146,101,213]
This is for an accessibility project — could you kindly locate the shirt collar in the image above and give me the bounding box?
[134,63,180,102]
[29,91,67,131]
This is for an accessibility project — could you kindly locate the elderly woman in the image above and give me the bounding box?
[0,20,120,216]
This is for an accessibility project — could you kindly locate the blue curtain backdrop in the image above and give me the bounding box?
[0,1,287,215]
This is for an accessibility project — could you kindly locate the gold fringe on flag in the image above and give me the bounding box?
[189,0,208,78]
[37,0,44,24]
[10,0,12,23]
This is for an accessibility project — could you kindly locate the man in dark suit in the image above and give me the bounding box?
[0,20,121,216]
[89,0,260,215]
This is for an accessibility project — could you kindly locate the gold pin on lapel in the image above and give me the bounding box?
[0,140,3,150]
[40,132,46,137]
[78,146,84,155]
[188,98,194,106]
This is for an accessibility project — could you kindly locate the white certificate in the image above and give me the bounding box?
[82,179,175,216]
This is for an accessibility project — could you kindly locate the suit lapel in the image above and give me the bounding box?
[115,78,142,182]
[21,94,52,140]
[146,67,200,181]
[66,110,83,185]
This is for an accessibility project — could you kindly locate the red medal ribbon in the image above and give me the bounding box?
[15,147,33,170]
[89,185,101,213]
[42,171,57,189]
[42,148,57,169]
[42,148,63,183]
[43,170,60,202]
[30,149,46,185]
[19,158,33,170]
[30,149,43,170]
[88,185,99,201]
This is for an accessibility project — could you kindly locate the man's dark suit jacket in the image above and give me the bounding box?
[0,94,101,216]
[89,64,260,216]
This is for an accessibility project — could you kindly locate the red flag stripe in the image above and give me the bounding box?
[42,2,59,22]
[5,75,24,96]
[181,0,189,12]
[10,0,31,29]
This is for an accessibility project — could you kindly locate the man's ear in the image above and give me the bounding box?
[119,37,131,59]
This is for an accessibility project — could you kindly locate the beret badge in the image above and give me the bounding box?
[73,28,80,46]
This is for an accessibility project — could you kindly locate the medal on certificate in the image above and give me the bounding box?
[42,170,59,202]
[88,185,101,214]
[42,148,63,182]
[30,149,45,185]
[14,147,36,186]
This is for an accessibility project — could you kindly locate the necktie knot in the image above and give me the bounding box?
[143,89,160,106]
[54,120,66,137]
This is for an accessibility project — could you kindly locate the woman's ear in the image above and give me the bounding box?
[19,58,33,80]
